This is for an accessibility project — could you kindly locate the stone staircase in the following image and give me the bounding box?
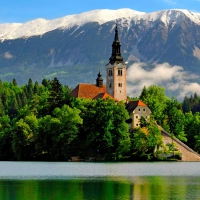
[160,127,200,161]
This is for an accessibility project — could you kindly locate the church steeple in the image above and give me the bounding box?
[109,24,124,64]
[96,71,103,87]
[106,23,127,102]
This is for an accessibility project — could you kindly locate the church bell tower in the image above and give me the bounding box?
[106,24,127,101]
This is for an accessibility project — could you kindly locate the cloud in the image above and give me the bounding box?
[126,62,200,100]
[4,52,13,59]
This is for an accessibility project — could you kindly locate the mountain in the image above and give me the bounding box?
[1,8,200,94]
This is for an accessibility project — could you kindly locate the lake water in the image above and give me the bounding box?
[0,162,200,200]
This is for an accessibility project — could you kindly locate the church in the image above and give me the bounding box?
[70,24,151,127]
[71,24,126,101]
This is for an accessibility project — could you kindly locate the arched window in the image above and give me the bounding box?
[118,69,122,76]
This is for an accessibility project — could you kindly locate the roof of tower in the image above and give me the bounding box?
[108,24,124,65]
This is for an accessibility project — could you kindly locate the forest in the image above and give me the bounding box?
[0,77,200,161]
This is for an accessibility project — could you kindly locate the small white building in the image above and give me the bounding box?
[126,100,151,129]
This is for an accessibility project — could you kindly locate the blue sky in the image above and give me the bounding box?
[1,0,200,23]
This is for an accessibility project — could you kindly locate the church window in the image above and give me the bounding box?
[118,83,122,87]
[118,69,122,76]
[138,108,141,111]
[108,69,113,76]
[109,83,112,88]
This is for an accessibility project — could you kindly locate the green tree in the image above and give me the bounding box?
[26,78,34,100]
[12,78,18,86]
[139,85,168,124]
[33,81,39,94]
[37,105,82,160]
[0,115,13,160]
[184,112,200,150]
[73,98,130,160]
[164,98,186,142]
[8,97,19,119]
[131,120,163,160]
[48,77,64,113]
[12,115,38,160]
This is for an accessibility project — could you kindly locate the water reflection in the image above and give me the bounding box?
[1,176,200,200]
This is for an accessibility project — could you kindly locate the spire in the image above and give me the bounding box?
[109,24,124,64]
[96,71,103,87]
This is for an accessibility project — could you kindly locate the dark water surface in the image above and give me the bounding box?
[0,162,200,200]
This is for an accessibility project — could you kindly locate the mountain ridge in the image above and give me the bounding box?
[1,8,200,40]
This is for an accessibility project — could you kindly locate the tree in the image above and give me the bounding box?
[12,115,38,160]
[182,93,200,113]
[110,100,130,160]
[48,77,64,113]
[26,78,34,100]
[37,105,82,160]
[184,112,200,150]
[131,119,163,160]
[139,85,168,124]
[164,98,186,142]
[33,81,39,94]
[12,78,18,86]
[8,97,19,119]
[0,115,13,160]
[73,98,130,160]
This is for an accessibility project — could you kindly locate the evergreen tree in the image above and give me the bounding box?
[27,78,34,100]
[12,78,18,86]
[33,81,39,94]
[48,77,64,112]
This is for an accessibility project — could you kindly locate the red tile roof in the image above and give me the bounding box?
[126,100,147,112]
[93,92,118,101]
[70,84,115,100]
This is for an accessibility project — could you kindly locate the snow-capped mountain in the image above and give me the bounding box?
[0,9,144,40]
[0,8,200,87]
[1,8,200,40]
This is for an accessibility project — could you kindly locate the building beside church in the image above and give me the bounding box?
[70,24,151,128]
[126,100,151,128]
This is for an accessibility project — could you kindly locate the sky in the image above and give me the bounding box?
[1,0,200,23]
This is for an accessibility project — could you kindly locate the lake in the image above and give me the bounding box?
[0,162,200,199]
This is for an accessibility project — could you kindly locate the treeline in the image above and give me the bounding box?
[0,78,131,161]
[0,78,200,161]
[182,93,200,113]
[0,77,166,161]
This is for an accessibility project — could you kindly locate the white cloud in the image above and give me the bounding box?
[4,52,13,59]
[127,62,200,100]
